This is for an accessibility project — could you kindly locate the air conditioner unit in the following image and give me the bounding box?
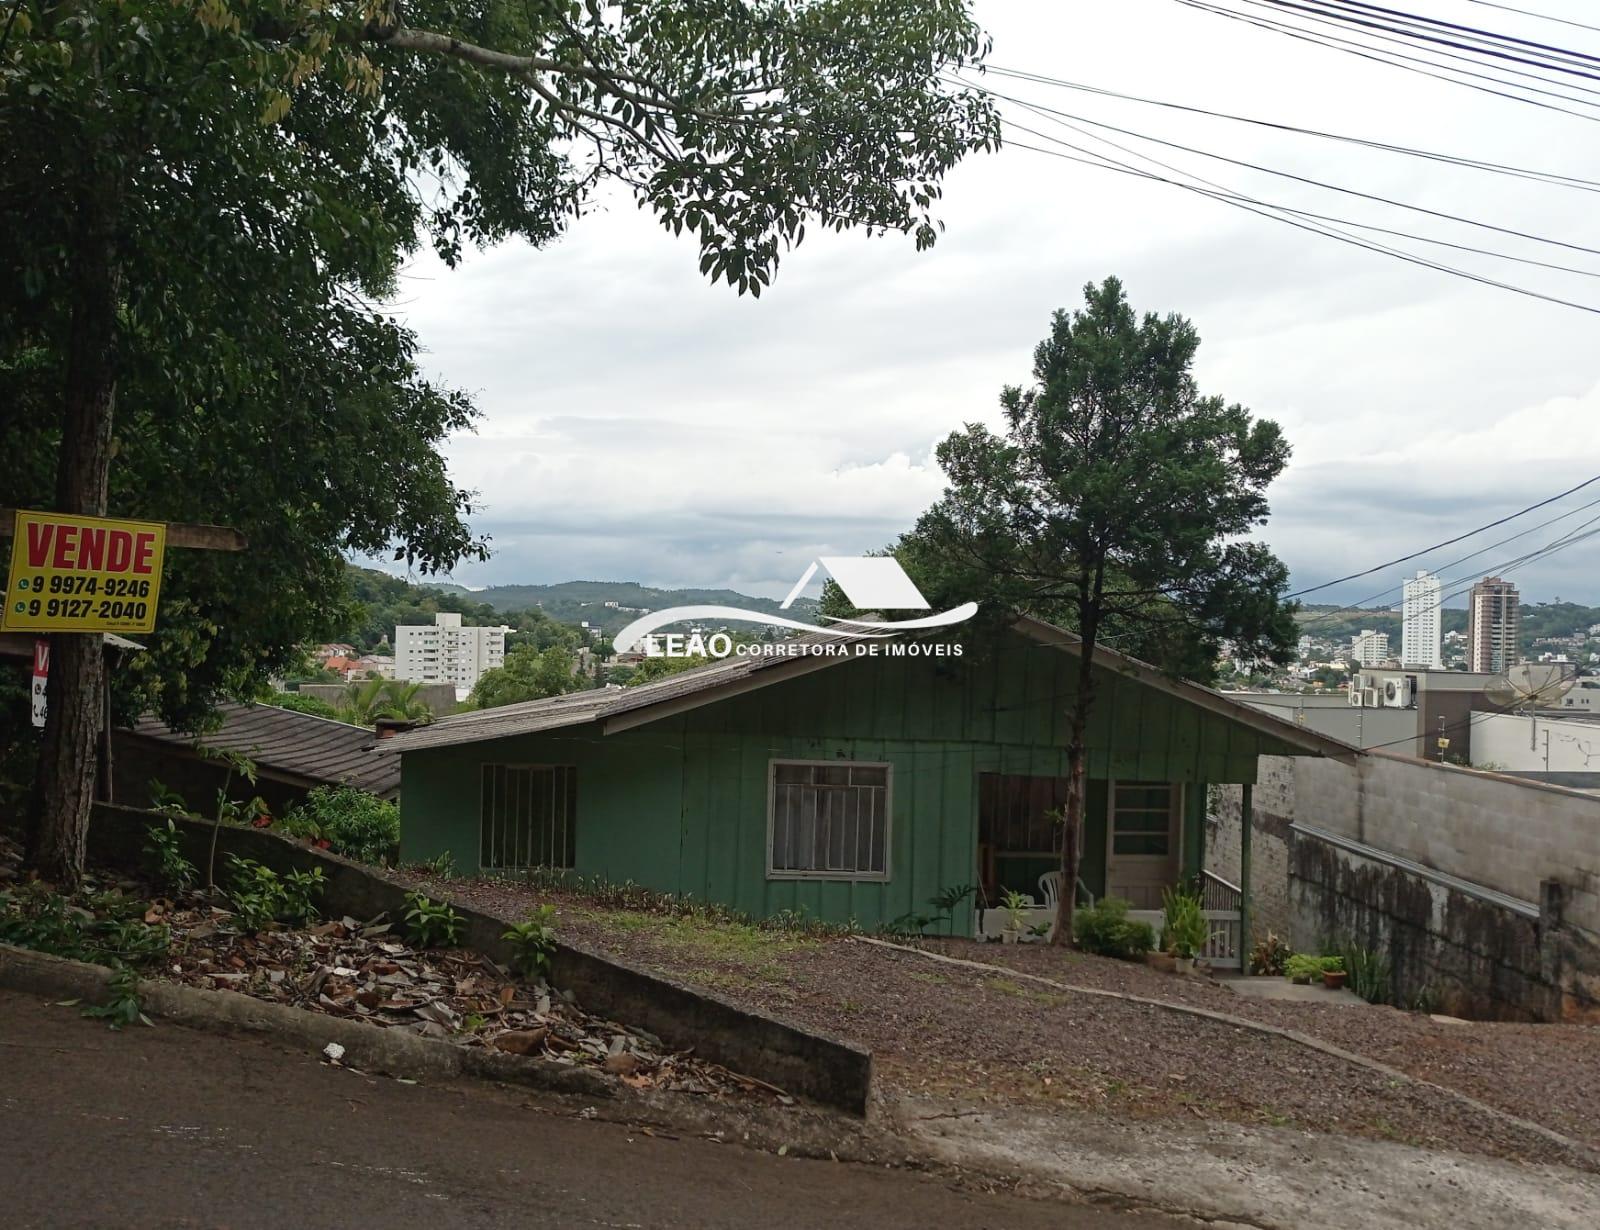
[1362,687,1378,707]
[1381,677,1411,708]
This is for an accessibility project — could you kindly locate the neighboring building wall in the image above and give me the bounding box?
[1467,710,1600,788]
[1401,570,1442,669]
[394,611,509,691]
[1207,750,1600,1019]
[298,681,459,717]
[1204,762,1295,941]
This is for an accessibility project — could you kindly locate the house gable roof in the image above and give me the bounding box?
[125,702,401,799]
[386,619,1359,762]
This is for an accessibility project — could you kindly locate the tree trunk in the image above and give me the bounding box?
[25,175,122,889]
[1051,642,1098,947]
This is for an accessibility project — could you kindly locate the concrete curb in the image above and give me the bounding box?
[856,935,1600,1169]
[86,802,873,1115]
[0,942,893,1170]
[0,942,609,1096]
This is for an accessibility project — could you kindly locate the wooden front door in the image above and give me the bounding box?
[1104,781,1180,909]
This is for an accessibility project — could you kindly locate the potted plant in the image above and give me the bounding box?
[1321,956,1348,990]
[1000,889,1030,944]
[1284,953,1321,985]
[1161,887,1208,975]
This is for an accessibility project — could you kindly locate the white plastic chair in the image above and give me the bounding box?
[1038,870,1062,911]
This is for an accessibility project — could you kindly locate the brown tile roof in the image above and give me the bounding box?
[385,618,1360,762]
[125,702,400,799]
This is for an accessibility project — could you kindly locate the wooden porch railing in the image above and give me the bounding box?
[1201,869,1243,912]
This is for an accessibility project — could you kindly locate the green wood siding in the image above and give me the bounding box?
[399,634,1299,928]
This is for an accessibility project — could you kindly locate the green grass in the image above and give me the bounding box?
[574,907,817,966]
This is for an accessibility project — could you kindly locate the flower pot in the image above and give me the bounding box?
[1174,956,1195,975]
[1291,974,1312,985]
[1322,969,1348,990]
[1146,952,1177,974]
[1002,930,1018,944]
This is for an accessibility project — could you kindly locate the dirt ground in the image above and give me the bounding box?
[401,872,1600,1170]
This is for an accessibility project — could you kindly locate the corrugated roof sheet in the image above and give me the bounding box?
[386,619,1360,762]
[126,703,401,798]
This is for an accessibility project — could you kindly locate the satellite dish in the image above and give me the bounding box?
[1483,662,1576,711]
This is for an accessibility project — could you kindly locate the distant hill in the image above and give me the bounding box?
[468,580,819,636]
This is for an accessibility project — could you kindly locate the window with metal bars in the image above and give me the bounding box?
[767,760,890,880]
[480,764,576,872]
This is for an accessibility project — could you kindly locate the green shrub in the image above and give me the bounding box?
[224,856,325,932]
[502,904,557,978]
[267,691,344,720]
[142,820,197,893]
[282,785,399,865]
[1249,931,1293,976]
[1160,887,1208,959]
[1072,897,1156,961]
[403,891,464,948]
[1340,943,1391,1004]
[1284,953,1343,982]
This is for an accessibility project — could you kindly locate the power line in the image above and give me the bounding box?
[981,64,1600,192]
[1463,1,1600,36]
[1001,128,1600,316]
[1296,492,1600,626]
[982,88,1600,282]
[975,78,1600,260]
[1250,0,1600,81]
[1171,0,1600,121]
[1285,474,1600,597]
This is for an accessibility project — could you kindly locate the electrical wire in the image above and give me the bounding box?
[1170,0,1600,121]
[980,64,1600,192]
[1463,1,1600,37]
[1285,474,1600,597]
[970,76,1600,261]
[1295,492,1600,626]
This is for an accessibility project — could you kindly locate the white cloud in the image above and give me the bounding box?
[390,0,1600,606]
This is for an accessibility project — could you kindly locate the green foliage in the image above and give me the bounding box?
[1160,887,1209,960]
[469,644,582,709]
[282,786,399,865]
[80,965,151,1031]
[224,857,325,933]
[0,882,170,970]
[339,679,434,726]
[1072,897,1157,961]
[887,882,976,936]
[1001,888,1031,933]
[265,691,346,721]
[867,277,1297,683]
[624,654,714,687]
[403,891,465,949]
[1340,944,1392,1004]
[501,905,558,979]
[1248,931,1293,976]
[1284,953,1344,982]
[142,821,197,894]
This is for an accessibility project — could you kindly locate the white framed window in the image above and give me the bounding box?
[1109,782,1176,857]
[767,760,891,880]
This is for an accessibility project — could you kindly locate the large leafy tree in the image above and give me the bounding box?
[898,278,1297,942]
[468,644,581,709]
[1,0,997,883]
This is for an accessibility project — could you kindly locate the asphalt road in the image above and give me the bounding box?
[0,990,1180,1229]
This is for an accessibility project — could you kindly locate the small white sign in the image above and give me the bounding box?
[31,638,47,729]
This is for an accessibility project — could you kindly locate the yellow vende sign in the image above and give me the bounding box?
[2,511,166,634]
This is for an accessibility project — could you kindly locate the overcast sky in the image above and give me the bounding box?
[387,0,1600,610]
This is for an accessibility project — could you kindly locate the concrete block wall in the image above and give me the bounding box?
[1210,751,1600,936]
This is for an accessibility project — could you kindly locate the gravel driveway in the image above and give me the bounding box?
[401,873,1600,1170]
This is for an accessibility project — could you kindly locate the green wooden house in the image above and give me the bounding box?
[389,618,1353,946]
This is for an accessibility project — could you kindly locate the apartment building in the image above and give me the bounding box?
[1400,570,1442,669]
[1467,576,1520,674]
[394,612,510,693]
[1351,628,1390,667]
